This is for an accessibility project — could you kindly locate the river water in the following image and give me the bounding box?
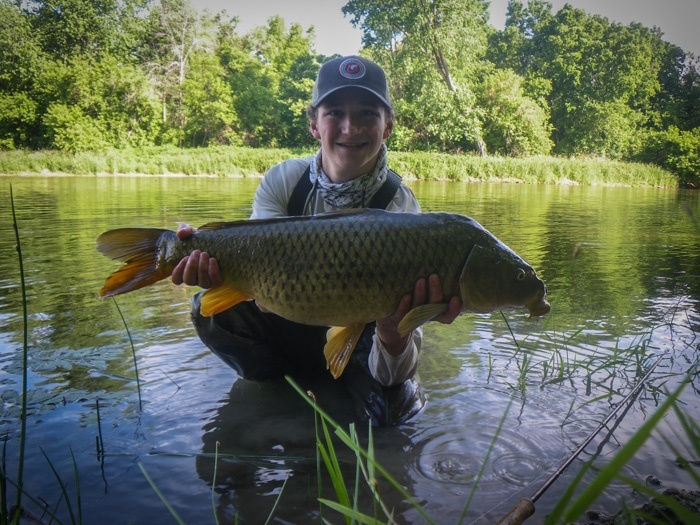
[0,175,698,524]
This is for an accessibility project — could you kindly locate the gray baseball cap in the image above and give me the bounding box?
[311,56,392,109]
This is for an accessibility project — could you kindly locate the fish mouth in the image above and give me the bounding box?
[526,292,551,317]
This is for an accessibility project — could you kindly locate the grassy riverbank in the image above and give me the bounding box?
[0,146,680,187]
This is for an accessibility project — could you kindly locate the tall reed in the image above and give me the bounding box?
[0,147,679,187]
[111,298,143,410]
[7,186,28,523]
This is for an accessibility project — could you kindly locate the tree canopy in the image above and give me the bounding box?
[0,0,697,183]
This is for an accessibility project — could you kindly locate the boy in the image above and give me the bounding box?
[173,56,461,425]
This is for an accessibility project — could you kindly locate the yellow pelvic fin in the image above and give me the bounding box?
[324,324,366,379]
[397,303,449,336]
[200,285,249,316]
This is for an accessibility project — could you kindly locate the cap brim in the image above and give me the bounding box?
[312,86,392,109]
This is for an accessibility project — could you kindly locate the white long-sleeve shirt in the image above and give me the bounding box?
[250,157,422,386]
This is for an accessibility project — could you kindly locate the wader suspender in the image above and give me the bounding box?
[286,165,402,216]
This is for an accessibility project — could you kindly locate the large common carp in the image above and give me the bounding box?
[97,209,549,378]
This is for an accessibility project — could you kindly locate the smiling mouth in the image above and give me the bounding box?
[338,142,368,148]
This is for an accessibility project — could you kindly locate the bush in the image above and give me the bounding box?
[637,127,700,186]
[43,103,107,153]
[0,92,38,149]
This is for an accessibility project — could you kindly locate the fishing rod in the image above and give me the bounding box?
[496,351,667,525]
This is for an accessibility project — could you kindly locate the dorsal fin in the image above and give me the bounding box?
[196,209,372,232]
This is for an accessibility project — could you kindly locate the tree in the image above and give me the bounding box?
[637,127,700,186]
[0,92,38,149]
[680,62,700,130]
[27,0,150,60]
[34,55,160,151]
[478,69,553,156]
[180,51,237,146]
[43,102,107,152]
[343,0,492,154]
[216,15,316,148]
[487,0,554,73]
[0,0,45,92]
[649,40,700,131]
[0,0,45,147]
[141,0,214,143]
[276,53,319,148]
[387,53,483,152]
[494,2,667,158]
[551,13,661,157]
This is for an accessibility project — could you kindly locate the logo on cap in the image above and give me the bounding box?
[338,58,366,79]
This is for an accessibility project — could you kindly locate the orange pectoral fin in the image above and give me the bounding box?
[200,285,249,316]
[396,303,449,336]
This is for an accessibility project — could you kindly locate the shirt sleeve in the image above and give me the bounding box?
[369,328,422,386]
[250,158,310,219]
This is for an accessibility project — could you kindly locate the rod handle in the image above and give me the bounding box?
[496,498,535,525]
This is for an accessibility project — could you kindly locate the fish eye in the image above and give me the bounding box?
[516,268,527,281]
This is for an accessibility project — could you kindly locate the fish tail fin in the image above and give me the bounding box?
[97,228,175,297]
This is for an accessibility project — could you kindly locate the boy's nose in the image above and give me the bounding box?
[341,115,360,134]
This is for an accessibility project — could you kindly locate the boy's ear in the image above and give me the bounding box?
[383,118,394,140]
[310,121,321,140]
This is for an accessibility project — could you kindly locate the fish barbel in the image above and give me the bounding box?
[97,209,549,378]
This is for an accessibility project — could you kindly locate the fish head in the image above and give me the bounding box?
[459,244,550,317]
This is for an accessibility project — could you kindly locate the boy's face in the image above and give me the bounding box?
[310,87,393,183]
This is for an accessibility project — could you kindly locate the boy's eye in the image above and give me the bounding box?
[321,107,381,119]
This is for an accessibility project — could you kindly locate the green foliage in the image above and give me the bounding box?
[0,0,697,181]
[181,51,238,147]
[0,0,46,92]
[558,99,645,160]
[33,55,161,151]
[141,0,215,145]
[219,15,317,148]
[390,65,483,152]
[477,68,553,156]
[276,54,319,148]
[344,0,494,153]
[0,92,38,150]
[637,127,700,186]
[43,103,108,153]
[29,0,150,61]
[489,0,700,166]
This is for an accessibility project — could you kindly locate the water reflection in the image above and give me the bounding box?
[197,378,370,523]
[0,176,699,523]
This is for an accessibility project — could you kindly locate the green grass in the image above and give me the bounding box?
[0,146,680,187]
